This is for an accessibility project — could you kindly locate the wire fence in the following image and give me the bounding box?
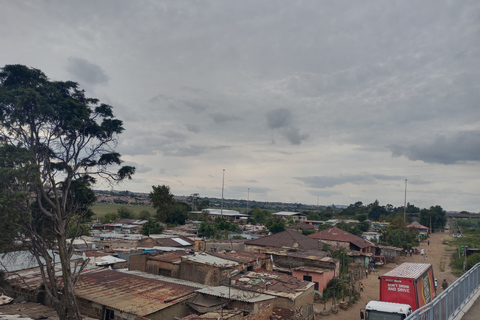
[405,262,480,320]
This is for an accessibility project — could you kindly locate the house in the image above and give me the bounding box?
[75,269,198,320]
[202,209,250,221]
[267,250,339,276]
[208,250,273,271]
[271,211,307,223]
[292,267,335,294]
[362,231,380,242]
[287,221,317,232]
[373,244,404,262]
[407,222,429,239]
[187,286,276,320]
[244,230,322,253]
[129,250,193,277]
[308,227,374,253]
[195,239,246,252]
[231,270,315,320]
[178,252,241,286]
[140,235,195,249]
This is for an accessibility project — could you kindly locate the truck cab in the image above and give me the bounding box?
[361,301,412,320]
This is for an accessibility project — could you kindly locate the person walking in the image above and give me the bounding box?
[442,278,448,290]
[424,254,427,261]
[410,249,413,257]
[434,279,438,294]
[365,268,368,278]
[360,282,364,292]
[428,240,430,246]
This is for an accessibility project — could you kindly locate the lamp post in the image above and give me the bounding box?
[404,179,407,222]
[221,169,225,219]
[247,188,250,215]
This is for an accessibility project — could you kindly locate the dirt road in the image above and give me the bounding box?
[315,230,457,319]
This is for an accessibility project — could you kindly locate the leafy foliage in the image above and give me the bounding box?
[0,64,135,320]
[419,205,447,232]
[141,219,164,236]
[117,206,134,219]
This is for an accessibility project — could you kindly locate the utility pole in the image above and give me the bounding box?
[221,169,225,219]
[247,188,250,215]
[404,179,407,222]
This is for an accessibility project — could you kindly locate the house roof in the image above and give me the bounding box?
[76,269,197,316]
[272,211,306,217]
[232,270,314,300]
[208,250,267,264]
[244,230,320,251]
[308,227,374,249]
[182,252,239,268]
[196,286,275,303]
[407,223,429,230]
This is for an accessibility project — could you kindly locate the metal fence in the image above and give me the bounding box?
[406,263,480,320]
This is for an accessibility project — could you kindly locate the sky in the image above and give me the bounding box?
[1,1,479,212]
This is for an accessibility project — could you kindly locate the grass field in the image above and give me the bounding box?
[92,203,155,218]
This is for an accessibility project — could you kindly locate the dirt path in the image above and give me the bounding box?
[315,230,457,319]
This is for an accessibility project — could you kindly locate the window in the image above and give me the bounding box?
[303,275,312,282]
[158,268,172,277]
[104,308,114,320]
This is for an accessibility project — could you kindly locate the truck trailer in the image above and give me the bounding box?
[379,262,435,311]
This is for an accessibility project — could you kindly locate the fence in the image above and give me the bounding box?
[406,263,480,320]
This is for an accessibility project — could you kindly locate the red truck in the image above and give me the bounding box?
[379,262,435,311]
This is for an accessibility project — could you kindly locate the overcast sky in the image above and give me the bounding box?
[1,1,479,212]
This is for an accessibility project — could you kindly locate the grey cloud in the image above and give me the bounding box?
[66,57,109,85]
[390,131,480,164]
[210,112,241,124]
[267,108,292,129]
[186,124,200,133]
[297,174,404,189]
[163,145,208,157]
[283,127,309,145]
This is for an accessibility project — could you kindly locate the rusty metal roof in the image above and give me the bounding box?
[148,250,192,263]
[182,252,239,268]
[76,269,197,316]
[244,230,320,251]
[308,227,374,249]
[231,270,313,300]
[208,250,267,264]
[196,286,275,303]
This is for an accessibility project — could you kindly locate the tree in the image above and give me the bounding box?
[266,216,286,234]
[141,219,164,236]
[100,212,119,224]
[419,205,447,232]
[165,202,188,226]
[138,210,151,220]
[0,64,135,320]
[149,185,175,222]
[117,206,134,219]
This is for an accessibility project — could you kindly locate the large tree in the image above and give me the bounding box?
[149,185,175,222]
[419,205,447,232]
[0,64,134,320]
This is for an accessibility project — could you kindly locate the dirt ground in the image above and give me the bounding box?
[314,230,458,319]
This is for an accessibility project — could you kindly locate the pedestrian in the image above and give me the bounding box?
[424,254,427,261]
[442,278,448,290]
[360,282,364,292]
[365,268,368,278]
[405,249,408,257]
[434,279,438,293]
[428,240,430,246]
[410,249,413,257]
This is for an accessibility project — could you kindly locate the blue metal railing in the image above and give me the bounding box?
[406,263,480,320]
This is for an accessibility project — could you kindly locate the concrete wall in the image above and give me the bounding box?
[178,261,234,286]
[292,269,335,294]
[129,254,147,272]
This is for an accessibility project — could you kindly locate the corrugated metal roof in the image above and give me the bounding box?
[309,227,374,249]
[76,269,197,316]
[245,230,320,250]
[272,211,305,216]
[183,252,239,267]
[381,262,432,279]
[172,237,192,246]
[196,286,275,303]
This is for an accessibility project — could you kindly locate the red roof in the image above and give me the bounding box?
[308,227,373,249]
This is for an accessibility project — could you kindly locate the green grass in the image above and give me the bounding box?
[92,203,155,219]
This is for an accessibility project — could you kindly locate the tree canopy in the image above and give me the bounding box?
[0,64,135,320]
